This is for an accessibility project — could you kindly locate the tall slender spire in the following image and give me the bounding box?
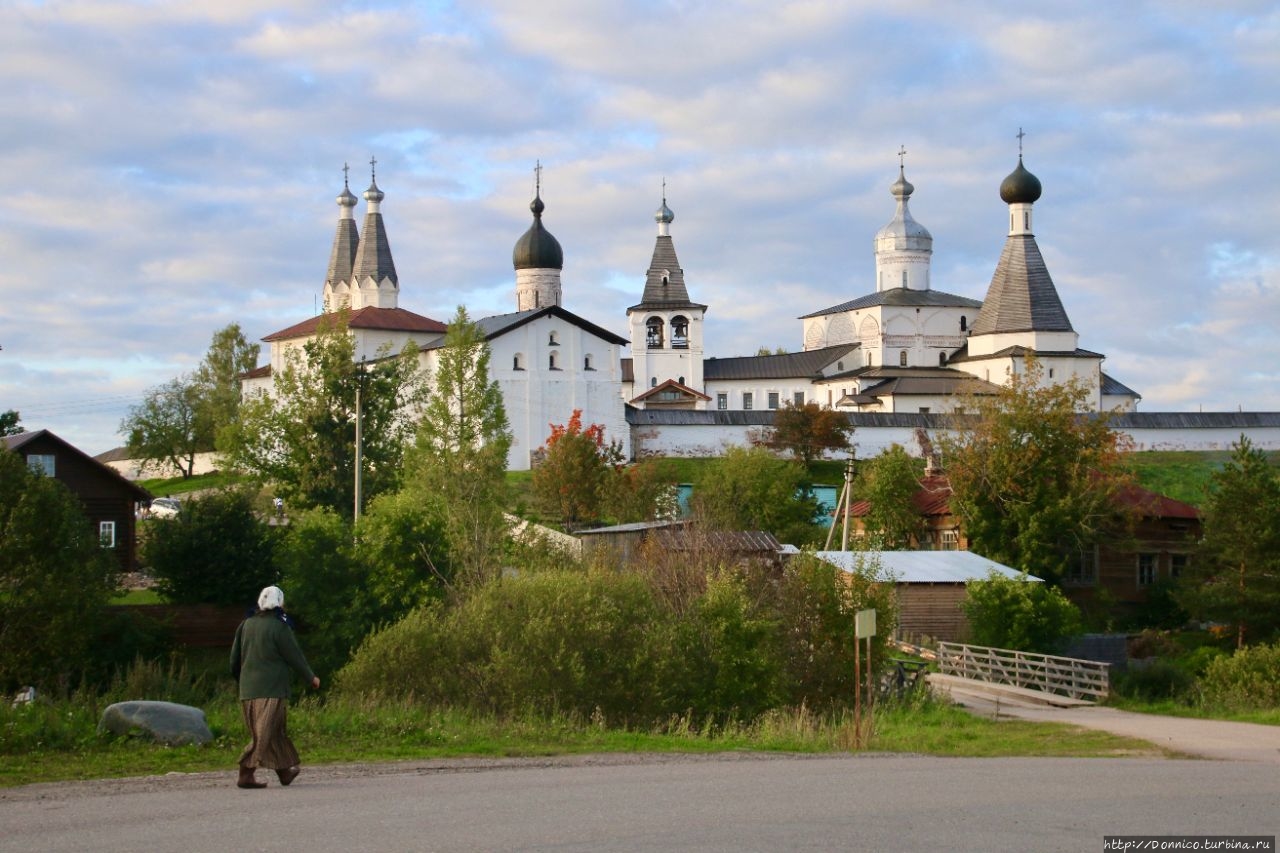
[349,157,399,308]
[322,164,360,312]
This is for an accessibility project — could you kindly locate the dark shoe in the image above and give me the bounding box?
[237,766,267,789]
[277,766,300,786]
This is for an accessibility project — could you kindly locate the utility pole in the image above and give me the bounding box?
[354,357,365,521]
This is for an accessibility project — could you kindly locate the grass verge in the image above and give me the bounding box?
[1105,696,1280,727]
[0,694,1167,788]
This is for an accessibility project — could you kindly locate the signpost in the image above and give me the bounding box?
[854,608,876,748]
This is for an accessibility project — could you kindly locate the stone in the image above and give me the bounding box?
[98,700,213,746]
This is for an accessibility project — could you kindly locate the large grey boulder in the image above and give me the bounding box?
[99,700,213,746]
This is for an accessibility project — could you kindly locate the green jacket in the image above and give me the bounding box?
[230,610,316,701]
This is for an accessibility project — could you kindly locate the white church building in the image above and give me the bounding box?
[242,152,1278,470]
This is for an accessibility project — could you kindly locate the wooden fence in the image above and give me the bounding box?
[114,604,246,648]
[936,641,1110,701]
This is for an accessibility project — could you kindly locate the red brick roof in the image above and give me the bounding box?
[263,307,446,342]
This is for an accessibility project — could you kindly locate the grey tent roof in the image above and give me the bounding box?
[325,186,359,288]
[628,235,705,312]
[969,234,1071,336]
[351,181,398,286]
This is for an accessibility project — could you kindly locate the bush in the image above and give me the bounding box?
[1199,642,1280,711]
[143,487,277,607]
[962,571,1083,654]
[1112,660,1194,701]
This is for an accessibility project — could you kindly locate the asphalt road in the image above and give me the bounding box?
[2,752,1276,852]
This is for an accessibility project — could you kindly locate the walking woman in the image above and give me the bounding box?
[230,585,320,789]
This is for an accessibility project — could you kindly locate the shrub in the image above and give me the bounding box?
[962,571,1082,654]
[1199,642,1280,711]
[1112,660,1194,702]
[143,487,277,607]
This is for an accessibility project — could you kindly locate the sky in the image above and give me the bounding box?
[1,0,1278,455]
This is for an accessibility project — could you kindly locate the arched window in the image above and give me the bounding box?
[678,376,685,385]
[672,315,689,349]
[651,377,657,387]
[902,270,908,288]
[513,353,524,371]
[548,331,559,345]
[899,350,908,367]
[646,317,664,349]
[584,354,594,371]
[960,315,967,332]
[938,352,946,367]
[661,270,670,287]
[549,352,559,370]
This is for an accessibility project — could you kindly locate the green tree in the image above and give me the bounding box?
[602,459,680,524]
[1175,435,1280,648]
[962,570,1083,653]
[856,444,926,549]
[766,401,853,466]
[532,409,618,529]
[408,306,512,585]
[221,311,425,516]
[121,375,206,478]
[142,488,277,606]
[939,357,1133,584]
[0,410,23,436]
[0,449,119,690]
[693,445,821,546]
[194,323,259,435]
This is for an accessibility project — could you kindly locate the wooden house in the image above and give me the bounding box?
[4,430,152,572]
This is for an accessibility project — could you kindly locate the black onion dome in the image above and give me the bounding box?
[512,193,564,270]
[1000,158,1042,205]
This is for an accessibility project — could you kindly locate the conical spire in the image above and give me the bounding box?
[635,190,700,308]
[351,156,398,289]
[324,163,360,296]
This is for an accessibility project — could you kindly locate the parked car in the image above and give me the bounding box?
[149,497,181,519]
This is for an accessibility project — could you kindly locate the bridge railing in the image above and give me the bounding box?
[936,641,1110,701]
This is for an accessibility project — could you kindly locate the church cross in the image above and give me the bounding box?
[370,155,377,182]
[898,145,907,167]
[1016,128,1025,157]
[342,162,350,188]
[535,160,542,195]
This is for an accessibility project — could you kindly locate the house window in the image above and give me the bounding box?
[743,392,753,410]
[1170,554,1188,579]
[549,352,560,370]
[837,361,844,371]
[584,354,594,371]
[768,392,779,409]
[646,317,664,348]
[672,316,689,349]
[1066,547,1098,586]
[1137,553,1157,587]
[26,454,55,477]
[918,407,930,414]
[901,271,908,288]
[99,521,116,549]
[513,353,524,371]
[899,350,908,367]
[794,392,805,406]
[940,530,959,551]
[717,393,728,410]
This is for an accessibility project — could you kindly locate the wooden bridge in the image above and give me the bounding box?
[934,641,1110,704]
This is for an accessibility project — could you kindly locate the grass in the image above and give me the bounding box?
[109,589,163,605]
[0,676,1168,789]
[1125,449,1280,506]
[1106,695,1280,726]
[138,470,246,498]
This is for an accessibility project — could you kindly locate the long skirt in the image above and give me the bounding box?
[238,697,301,770]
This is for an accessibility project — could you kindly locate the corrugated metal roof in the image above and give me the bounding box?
[703,344,859,381]
[460,306,629,347]
[813,550,1039,583]
[1108,411,1280,428]
[263,307,446,342]
[1100,372,1139,398]
[800,288,982,319]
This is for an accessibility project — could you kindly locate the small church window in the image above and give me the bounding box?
[960,316,967,332]
[549,352,560,370]
[899,351,907,367]
[548,331,559,346]
[743,393,753,410]
[1024,211,1030,229]
[678,376,685,385]
[1049,368,1055,379]
[513,353,524,371]
[938,352,946,367]
[902,271,908,288]
[584,354,594,371]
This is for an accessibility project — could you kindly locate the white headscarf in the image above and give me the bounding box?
[258,585,285,611]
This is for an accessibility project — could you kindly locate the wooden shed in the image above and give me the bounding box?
[811,550,1040,642]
